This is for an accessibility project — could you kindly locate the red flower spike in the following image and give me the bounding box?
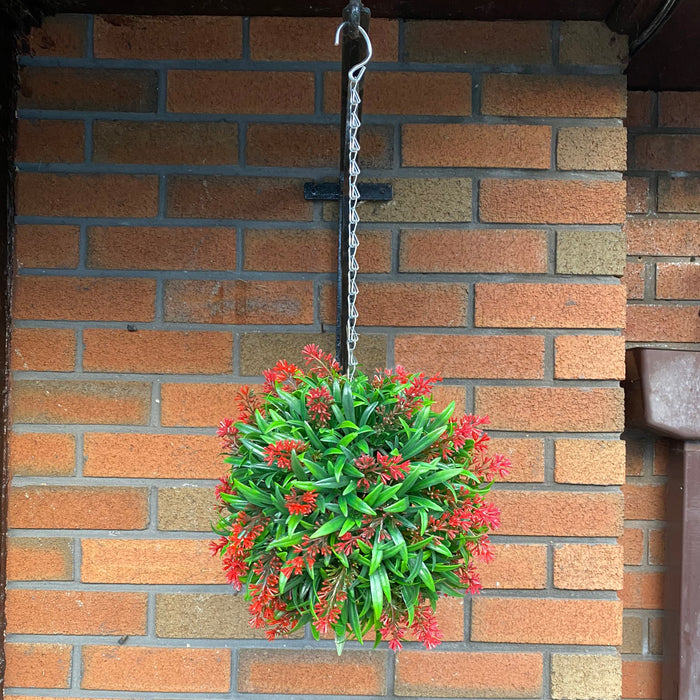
[306,385,333,425]
[263,439,308,470]
[284,488,318,516]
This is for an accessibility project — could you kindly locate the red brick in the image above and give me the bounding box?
[625,218,700,256]
[431,385,467,414]
[4,643,71,688]
[492,490,623,537]
[399,228,548,274]
[160,382,246,427]
[555,439,625,485]
[11,328,76,372]
[9,486,148,530]
[28,14,87,57]
[482,74,626,117]
[623,261,646,300]
[238,649,386,695]
[94,15,241,59]
[402,124,550,168]
[626,91,652,127]
[471,598,622,645]
[6,590,147,635]
[82,646,230,693]
[87,225,236,271]
[167,176,311,220]
[16,173,158,218]
[479,544,547,589]
[168,70,314,114]
[621,527,644,565]
[244,229,391,273]
[623,483,666,520]
[394,334,544,379]
[554,334,626,379]
[164,279,313,325]
[656,262,700,300]
[324,71,471,115]
[476,386,624,432]
[396,651,542,697]
[654,438,671,476]
[553,544,623,590]
[633,134,700,171]
[83,433,221,479]
[488,437,545,483]
[82,538,224,584]
[648,617,664,655]
[16,119,84,163]
[659,91,700,127]
[480,179,626,224]
[6,538,73,581]
[557,126,627,171]
[13,276,156,322]
[626,438,646,476]
[475,283,626,329]
[622,660,662,699]
[649,528,665,565]
[404,20,550,63]
[9,432,75,477]
[623,572,664,610]
[250,17,397,61]
[11,380,151,425]
[19,66,157,111]
[658,175,700,213]
[15,225,80,269]
[83,329,233,374]
[626,176,650,214]
[93,120,238,165]
[626,304,700,343]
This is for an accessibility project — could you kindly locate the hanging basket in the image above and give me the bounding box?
[211,344,510,652]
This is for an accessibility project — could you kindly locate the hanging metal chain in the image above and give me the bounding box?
[336,22,372,379]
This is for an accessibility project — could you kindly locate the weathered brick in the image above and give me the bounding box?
[83,433,221,479]
[250,16,397,61]
[6,538,73,581]
[648,528,665,565]
[625,438,646,476]
[83,329,232,374]
[402,124,551,168]
[82,646,230,693]
[88,226,237,271]
[158,487,217,531]
[621,527,644,565]
[399,228,548,274]
[11,328,76,372]
[6,590,147,635]
[81,539,225,584]
[626,176,650,213]
[634,134,700,172]
[4,643,71,688]
[163,279,313,325]
[623,572,664,610]
[405,20,550,63]
[168,70,314,114]
[482,74,626,117]
[94,15,242,59]
[16,119,84,163]
[492,490,623,537]
[160,382,246,427]
[554,334,626,379]
[244,229,391,273]
[622,660,662,699]
[555,439,626,485]
[658,174,700,213]
[472,598,622,645]
[656,262,700,300]
[556,229,626,275]
[15,224,80,269]
[488,437,545,483]
[553,544,623,590]
[28,14,87,57]
[9,432,75,476]
[395,651,542,698]
[654,438,671,476]
[559,21,628,65]
[626,91,652,127]
[557,126,626,171]
[238,649,386,695]
[14,276,156,322]
[479,544,547,589]
[9,486,148,530]
[166,176,312,220]
[649,617,664,655]
[621,616,643,654]
[626,304,700,343]
[623,261,646,300]
[550,654,622,700]
[475,283,626,329]
[19,66,157,111]
[476,386,624,432]
[623,483,666,520]
[625,218,700,256]
[480,179,626,224]
[12,380,151,425]
[16,173,158,218]
[659,91,700,127]
[93,120,238,165]
[247,124,392,168]
[394,334,544,379]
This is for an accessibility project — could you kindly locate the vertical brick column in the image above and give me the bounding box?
[7,14,628,700]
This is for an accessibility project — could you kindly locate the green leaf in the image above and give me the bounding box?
[369,570,384,622]
[377,564,392,601]
[290,451,306,480]
[347,493,376,516]
[418,563,436,591]
[339,516,357,537]
[310,515,346,539]
[348,595,364,644]
[417,467,464,490]
[342,383,355,422]
[401,425,447,460]
[338,495,348,517]
[383,497,408,513]
[369,537,383,575]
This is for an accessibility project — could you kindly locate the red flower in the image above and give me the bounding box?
[216,418,240,451]
[284,489,318,515]
[457,560,483,595]
[263,439,308,470]
[306,385,333,425]
[377,452,411,481]
[263,359,302,394]
[411,601,444,650]
[302,344,341,377]
[236,385,261,424]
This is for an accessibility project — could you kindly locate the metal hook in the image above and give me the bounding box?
[334,21,373,74]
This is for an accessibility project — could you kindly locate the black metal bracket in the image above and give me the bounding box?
[304,182,392,202]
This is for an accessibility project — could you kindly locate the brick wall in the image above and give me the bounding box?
[620,91,700,700]
[6,15,629,699]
